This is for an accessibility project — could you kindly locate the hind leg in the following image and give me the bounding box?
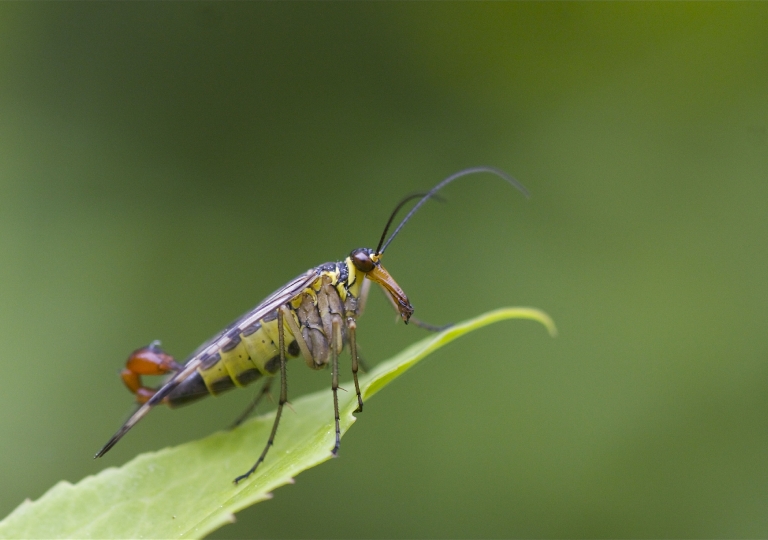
[234,308,290,484]
[229,377,274,429]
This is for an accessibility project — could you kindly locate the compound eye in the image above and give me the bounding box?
[350,248,375,272]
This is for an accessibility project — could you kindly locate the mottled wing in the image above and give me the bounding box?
[95,268,321,458]
[183,268,322,364]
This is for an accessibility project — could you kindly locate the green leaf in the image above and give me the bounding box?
[0,308,555,540]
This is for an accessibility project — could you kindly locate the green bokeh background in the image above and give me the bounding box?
[1,3,767,538]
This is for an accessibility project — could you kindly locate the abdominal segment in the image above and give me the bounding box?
[194,313,301,398]
[170,267,357,405]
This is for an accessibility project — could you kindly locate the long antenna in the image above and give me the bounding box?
[377,166,528,255]
[375,192,442,255]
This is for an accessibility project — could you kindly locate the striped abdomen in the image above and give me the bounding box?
[166,259,364,406]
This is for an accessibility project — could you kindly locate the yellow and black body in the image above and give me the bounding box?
[166,254,386,406]
[95,167,527,484]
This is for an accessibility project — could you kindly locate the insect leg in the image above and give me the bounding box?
[380,287,451,332]
[347,317,364,413]
[229,377,274,430]
[356,276,372,317]
[330,315,343,455]
[234,308,289,485]
[121,341,183,404]
[356,351,370,373]
[408,318,453,332]
[280,305,315,367]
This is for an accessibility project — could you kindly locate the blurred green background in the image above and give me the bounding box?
[1,3,767,538]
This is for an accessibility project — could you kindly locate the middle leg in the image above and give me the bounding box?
[330,315,344,456]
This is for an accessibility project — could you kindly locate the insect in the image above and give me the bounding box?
[95,166,528,484]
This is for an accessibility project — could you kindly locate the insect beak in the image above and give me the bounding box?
[366,263,414,323]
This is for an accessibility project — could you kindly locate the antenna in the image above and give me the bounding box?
[378,166,528,254]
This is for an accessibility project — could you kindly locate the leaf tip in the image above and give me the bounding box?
[497,307,557,337]
[533,309,557,338]
[544,319,558,338]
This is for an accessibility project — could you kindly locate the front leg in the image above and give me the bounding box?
[380,287,451,332]
[347,316,364,413]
